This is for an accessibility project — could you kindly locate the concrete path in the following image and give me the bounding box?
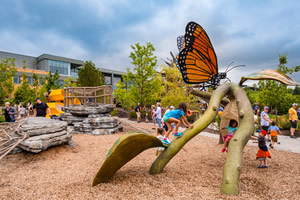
[120,118,300,154]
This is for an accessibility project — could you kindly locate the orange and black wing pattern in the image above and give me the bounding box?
[178,22,218,84]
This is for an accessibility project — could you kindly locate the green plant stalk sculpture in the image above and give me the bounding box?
[150,83,254,195]
[149,83,231,174]
[221,84,254,195]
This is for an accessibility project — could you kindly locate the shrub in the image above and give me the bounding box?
[129,111,137,119]
[110,108,117,116]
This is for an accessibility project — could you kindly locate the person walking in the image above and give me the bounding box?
[260,106,272,142]
[2,102,18,122]
[289,103,298,138]
[33,98,50,117]
[135,103,141,123]
[155,103,162,128]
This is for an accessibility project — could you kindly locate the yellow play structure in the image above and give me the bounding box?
[46,89,80,118]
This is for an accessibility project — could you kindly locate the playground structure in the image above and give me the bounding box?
[64,86,113,107]
[91,69,299,196]
[45,86,113,118]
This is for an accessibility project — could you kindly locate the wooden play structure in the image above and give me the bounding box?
[64,86,113,107]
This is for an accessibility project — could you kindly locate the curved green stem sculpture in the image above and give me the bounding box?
[149,83,231,174]
[221,84,254,195]
[150,83,253,195]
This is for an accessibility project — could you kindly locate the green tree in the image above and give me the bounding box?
[293,85,300,95]
[77,61,105,86]
[14,72,35,105]
[63,77,77,88]
[113,80,135,110]
[160,64,195,107]
[32,73,39,96]
[258,54,299,115]
[121,42,163,107]
[44,70,60,91]
[0,58,17,103]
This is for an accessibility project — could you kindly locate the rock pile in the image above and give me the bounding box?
[60,104,122,135]
[19,117,72,153]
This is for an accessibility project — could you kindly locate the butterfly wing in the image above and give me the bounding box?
[177,35,185,51]
[178,22,218,84]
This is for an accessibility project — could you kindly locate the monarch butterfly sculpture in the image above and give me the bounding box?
[177,21,244,90]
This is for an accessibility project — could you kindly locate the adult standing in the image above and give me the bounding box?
[155,103,162,128]
[33,98,50,117]
[2,102,17,122]
[135,103,141,123]
[151,105,156,129]
[260,106,272,142]
[289,103,298,138]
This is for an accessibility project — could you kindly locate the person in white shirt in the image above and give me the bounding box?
[155,103,162,128]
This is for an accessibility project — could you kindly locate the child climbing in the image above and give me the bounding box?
[268,121,282,148]
[251,130,271,168]
[222,119,238,152]
[155,128,166,156]
[162,102,193,145]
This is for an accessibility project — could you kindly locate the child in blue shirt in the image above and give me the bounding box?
[268,121,282,149]
[222,119,238,152]
[162,102,193,145]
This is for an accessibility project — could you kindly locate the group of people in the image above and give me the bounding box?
[1,98,51,122]
[220,103,299,168]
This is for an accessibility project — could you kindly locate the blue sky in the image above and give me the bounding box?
[0,0,300,83]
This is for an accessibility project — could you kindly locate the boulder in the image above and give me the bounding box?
[68,104,115,116]
[20,117,68,136]
[19,130,72,153]
[18,117,72,153]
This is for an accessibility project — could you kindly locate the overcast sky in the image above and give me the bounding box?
[0,0,300,84]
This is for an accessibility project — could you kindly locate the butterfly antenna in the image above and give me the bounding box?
[226,65,245,73]
[225,61,234,73]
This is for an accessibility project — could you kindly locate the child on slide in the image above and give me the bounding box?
[161,102,193,145]
[222,119,238,152]
[155,128,166,156]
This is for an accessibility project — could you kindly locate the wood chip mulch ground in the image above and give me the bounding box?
[1,125,300,199]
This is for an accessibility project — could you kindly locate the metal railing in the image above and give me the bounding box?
[64,86,113,107]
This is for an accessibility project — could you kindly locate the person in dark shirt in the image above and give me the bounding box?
[2,102,18,122]
[251,130,271,168]
[33,98,51,117]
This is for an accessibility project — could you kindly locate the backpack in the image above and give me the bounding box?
[135,106,139,112]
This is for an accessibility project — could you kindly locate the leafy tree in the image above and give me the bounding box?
[0,58,16,103]
[14,72,35,105]
[63,77,77,88]
[160,64,195,107]
[293,85,300,95]
[77,61,105,86]
[258,54,299,115]
[32,73,39,96]
[44,70,61,91]
[113,80,135,110]
[115,42,163,107]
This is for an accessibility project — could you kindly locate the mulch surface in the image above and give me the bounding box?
[1,125,300,199]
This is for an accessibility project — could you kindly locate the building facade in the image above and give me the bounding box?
[0,51,124,90]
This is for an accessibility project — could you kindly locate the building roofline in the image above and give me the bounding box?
[37,53,84,65]
[0,50,36,59]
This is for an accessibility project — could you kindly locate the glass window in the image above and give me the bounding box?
[48,60,70,75]
[105,76,112,85]
[27,77,33,85]
[14,76,21,84]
